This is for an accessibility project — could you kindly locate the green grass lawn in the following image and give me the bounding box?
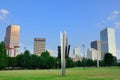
[0,67,120,80]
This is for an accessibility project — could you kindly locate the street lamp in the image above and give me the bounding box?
[97,50,99,67]
[82,44,86,69]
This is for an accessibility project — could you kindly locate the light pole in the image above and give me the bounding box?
[82,44,85,69]
[97,50,99,67]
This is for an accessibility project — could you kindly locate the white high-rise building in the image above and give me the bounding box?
[72,47,81,61]
[87,48,98,60]
[73,47,80,57]
[100,28,117,59]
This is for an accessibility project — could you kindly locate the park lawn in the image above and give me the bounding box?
[0,67,120,80]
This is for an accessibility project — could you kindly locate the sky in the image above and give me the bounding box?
[0,0,120,58]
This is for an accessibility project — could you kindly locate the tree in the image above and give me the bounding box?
[66,57,74,68]
[118,63,120,66]
[40,51,50,69]
[16,50,32,69]
[104,53,116,66]
[40,51,57,69]
[86,59,94,67]
[73,60,82,67]
[31,54,39,69]
[8,57,17,69]
[0,41,8,69]
[48,57,56,69]
[23,50,31,69]
[16,53,24,68]
[112,56,118,66]
[56,57,61,69]
[77,60,82,67]
[81,58,87,67]
[41,51,50,57]
[99,60,105,66]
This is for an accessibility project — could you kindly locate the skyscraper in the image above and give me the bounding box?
[4,25,20,57]
[91,40,101,60]
[100,28,116,59]
[34,38,46,56]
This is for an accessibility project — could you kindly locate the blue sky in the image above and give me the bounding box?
[0,0,120,58]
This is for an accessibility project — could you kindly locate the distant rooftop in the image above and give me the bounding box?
[34,38,45,41]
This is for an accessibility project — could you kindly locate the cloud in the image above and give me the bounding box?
[0,9,9,21]
[96,10,120,29]
[96,21,106,28]
[107,10,119,21]
[0,9,9,15]
[96,23,103,28]
[114,21,120,29]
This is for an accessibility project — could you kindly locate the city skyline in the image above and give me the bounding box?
[0,0,120,58]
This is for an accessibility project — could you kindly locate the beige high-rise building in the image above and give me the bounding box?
[87,48,98,60]
[4,25,20,57]
[91,40,101,60]
[34,38,46,56]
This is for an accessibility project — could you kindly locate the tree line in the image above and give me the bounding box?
[0,41,120,70]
